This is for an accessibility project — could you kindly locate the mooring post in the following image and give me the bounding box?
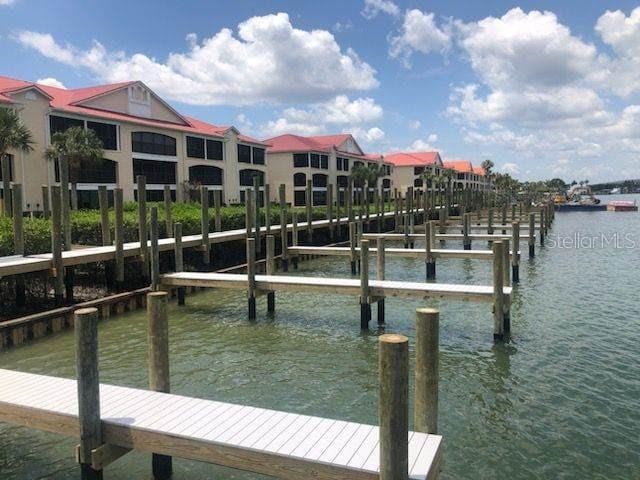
[539,208,545,246]
[502,238,512,334]
[146,291,172,480]
[425,221,436,279]
[253,175,262,254]
[71,183,78,211]
[74,307,103,480]
[378,333,409,480]
[512,222,520,282]
[163,185,173,238]
[511,203,516,222]
[501,203,508,234]
[41,184,50,219]
[150,207,160,291]
[114,189,124,289]
[376,237,385,325]
[246,188,254,243]
[278,184,289,272]
[487,207,494,235]
[438,206,446,235]
[247,237,257,320]
[306,179,313,244]
[349,221,357,275]
[348,180,354,225]
[503,238,511,288]
[137,175,149,279]
[266,235,276,313]
[336,187,342,239]
[463,212,471,250]
[528,212,536,257]
[51,185,65,305]
[174,223,185,306]
[492,240,505,341]
[200,186,211,265]
[12,184,26,306]
[264,184,271,236]
[1,155,11,216]
[393,188,399,232]
[98,186,111,246]
[415,308,439,434]
[214,190,222,232]
[360,239,371,329]
[292,211,299,269]
[327,183,334,241]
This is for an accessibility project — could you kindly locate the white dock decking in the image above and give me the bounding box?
[288,245,508,260]
[161,272,511,302]
[0,369,442,480]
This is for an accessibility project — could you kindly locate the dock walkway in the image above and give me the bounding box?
[0,368,442,480]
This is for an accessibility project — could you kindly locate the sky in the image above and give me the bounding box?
[1,0,640,182]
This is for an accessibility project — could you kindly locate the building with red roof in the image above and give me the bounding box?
[383,151,444,192]
[265,133,393,206]
[444,160,491,191]
[0,74,268,208]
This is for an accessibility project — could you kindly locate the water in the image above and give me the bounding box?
[1,195,639,479]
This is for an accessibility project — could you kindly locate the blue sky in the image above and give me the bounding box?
[2,0,640,182]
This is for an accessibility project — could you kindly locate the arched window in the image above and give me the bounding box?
[239,169,264,187]
[55,158,117,184]
[312,174,327,188]
[294,172,306,187]
[132,132,176,156]
[189,165,223,185]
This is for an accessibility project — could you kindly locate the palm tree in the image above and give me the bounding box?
[349,162,368,206]
[441,169,454,208]
[45,126,103,186]
[0,108,34,216]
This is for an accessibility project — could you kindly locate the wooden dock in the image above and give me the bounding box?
[288,245,512,261]
[0,368,442,480]
[362,232,533,243]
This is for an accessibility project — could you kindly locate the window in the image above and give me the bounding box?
[294,173,307,187]
[87,121,117,150]
[186,136,205,158]
[336,157,343,171]
[49,115,84,135]
[189,165,223,185]
[320,155,328,170]
[343,158,349,171]
[0,154,14,181]
[133,158,176,184]
[252,147,265,165]
[312,174,327,188]
[414,179,423,188]
[132,132,176,156]
[337,175,348,188]
[383,178,391,189]
[293,153,308,168]
[457,173,465,180]
[384,165,391,176]
[78,158,117,183]
[353,161,363,169]
[206,139,224,160]
[310,153,320,168]
[313,191,326,205]
[238,144,251,163]
[239,169,264,187]
[414,166,425,175]
[294,190,306,206]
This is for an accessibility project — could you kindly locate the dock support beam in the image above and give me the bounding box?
[291,212,299,269]
[278,184,289,272]
[414,308,439,434]
[512,221,520,282]
[74,307,103,480]
[137,175,149,280]
[150,207,160,291]
[12,184,25,307]
[463,213,471,250]
[492,240,505,341]
[266,235,275,313]
[114,189,124,290]
[528,213,536,258]
[379,334,409,480]
[147,291,172,480]
[247,238,256,320]
[349,221,357,275]
[360,240,371,329]
[376,237,385,326]
[51,185,64,305]
[425,221,436,279]
[200,186,210,265]
[174,223,185,306]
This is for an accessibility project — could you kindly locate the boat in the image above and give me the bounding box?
[607,200,638,212]
[555,185,606,211]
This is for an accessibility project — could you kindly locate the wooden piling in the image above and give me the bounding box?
[463,212,471,250]
[503,238,511,287]
[492,240,505,341]
[71,183,78,211]
[114,189,124,286]
[349,221,357,275]
[200,186,210,265]
[137,175,149,277]
[146,291,172,479]
[278,184,289,271]
[163,185,173,237]
[60,156,71,250]
[246,238,256,319]
[327,183,334,241]
[98,186,111,246]
[376,237,385,325]
[414,308,439,434]
[360,239,371,329]
[528,212,535,257]
[292,211,299,269]
[264,184,271,236]
[253,176,261,253]
[174,223,185,306]
[1,155,11,216]
[150,207,160,291]
[539,208,545,246]
[12,184,25,306]
[266,235,275,313]
[512,222,520,282]
[41,184,50,219]
[246,188,254,242]
[214,190,222,232]
[74,307,103,480]
[501,203,507,234]
[378,333,409,480]
[306,179,313,243]
[487,207,494,235]
[50,185,64,305]
[425,221,436,279]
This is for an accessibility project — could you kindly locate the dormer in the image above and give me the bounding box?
[128,84,151,117]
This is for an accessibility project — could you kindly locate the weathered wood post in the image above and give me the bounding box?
[174,222,185,306]
[327,183,334,241]
[348,179,354,224]
[503,238,511,287]
[163,185,173,237]
[379,333,409,480]
[502,238,512,334]
[336,187,343,238]
[137,175,149,279]
[512,221,520,282]
[98,186,111,246]
[146,291,172,480]
[200,186,210,265]
[253,175,262,254]
[246,237,257,320]
[278,184,289,271]
[415,307,439,434]
[114,188,124,289]
[528,212,536,257]
[487,207,494,235]
[60,157,75,299]
[306,179,313,243]
[264,184,271,236]
[463,212,471,250]
[1,155,11,216]
[511,203,516,222]
[246,188,254,242]
[292,211,299,269]
[360,239,371,330]
[393,188,399,232]
[150,207,160,291]
[438,206,446,235]
[349,221,357,275]
[376,237,385,325]
[12,184,26,306]
[71,183,78,211]
[539,208,545,246]
[214,190,222,231]
[492,240,505,341]
[41,184,50,219]
[266,235,276,313]
[51,185,65,305]
[74,307,103,480]
[501,203,508,234]
[425,221,436,279]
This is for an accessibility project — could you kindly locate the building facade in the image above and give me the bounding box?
[0,76,267,210]
[385,151,444,192]
[443,160,489,191]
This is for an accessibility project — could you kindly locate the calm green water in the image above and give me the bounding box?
[1,195,639,479]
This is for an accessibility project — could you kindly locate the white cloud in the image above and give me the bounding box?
[0,0,16,5]
[389,9,452,66]
[427,133,438,143]
[261,117,326,137]
[361,0,400,19]
[501,162,520,174]
[333,20,353,33]
[352,126,386,145]
[408,120,421,130]
[35,77,65,89]
[16,13,378,106]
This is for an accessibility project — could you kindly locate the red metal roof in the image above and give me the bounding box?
[472,166,486,176]
[0,75,268,146]
[384,151,442,167]
[443,160,474,174]
[266,133,367,157]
